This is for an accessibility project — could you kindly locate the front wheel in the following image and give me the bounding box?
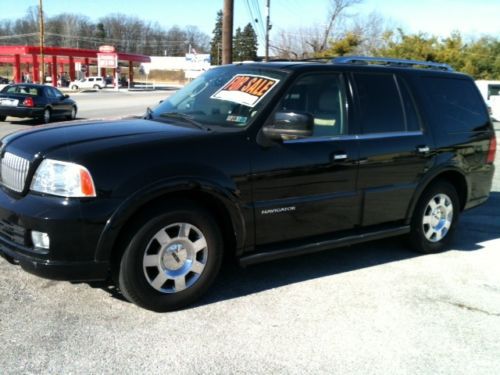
[118,202,223,312]
[66,106,77,120]
[0,115,6,121]
[409,181,460,253]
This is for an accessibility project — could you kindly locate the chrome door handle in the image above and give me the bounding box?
[417,146,430,153]
[333,154,348,161]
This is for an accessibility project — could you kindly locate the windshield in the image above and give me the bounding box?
[149,65,287,129]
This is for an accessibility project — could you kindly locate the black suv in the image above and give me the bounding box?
[0,57,496,311]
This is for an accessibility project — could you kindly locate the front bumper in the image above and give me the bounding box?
[0,241,109,281]
[0,187,121,281]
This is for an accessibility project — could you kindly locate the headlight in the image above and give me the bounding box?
[30,159,96,197]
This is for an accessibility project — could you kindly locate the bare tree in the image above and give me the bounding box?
[271,0,363,58]
[311,0,363,53]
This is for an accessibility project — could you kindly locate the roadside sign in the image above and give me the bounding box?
[98,53,118,68]
[99,45,115,53]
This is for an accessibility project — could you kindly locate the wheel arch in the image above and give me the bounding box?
[405,167,468,224]
[95,180,245,267]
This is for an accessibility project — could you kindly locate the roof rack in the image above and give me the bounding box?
[332,56,454,71]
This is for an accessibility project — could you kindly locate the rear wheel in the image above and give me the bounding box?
[118,202,223,312]
[71,85,78,90]
[0,115,6,121]
[409,181,460,253]
[42,108,51,124]
[93,84,101,90]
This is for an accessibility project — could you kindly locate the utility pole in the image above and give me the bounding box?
[222,0,233,65]
[265,0,271,61]
[39,0,45,83]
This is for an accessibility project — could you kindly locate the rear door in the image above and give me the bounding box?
[251,71,360,245]
[351,72,435,226]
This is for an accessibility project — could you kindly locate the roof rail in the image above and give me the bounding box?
[332,56,454,71]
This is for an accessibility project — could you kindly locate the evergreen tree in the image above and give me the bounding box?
[210,10,223,65]
[239,23,258,61]
[233,27,244,61]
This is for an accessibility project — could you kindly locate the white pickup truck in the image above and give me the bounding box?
[476,80,500,121]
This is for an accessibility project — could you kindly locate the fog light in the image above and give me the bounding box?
[31,231,50,250]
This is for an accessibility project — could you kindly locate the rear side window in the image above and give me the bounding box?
[488,84,500,99]
[423,77,489,132]
[353,73,405,133]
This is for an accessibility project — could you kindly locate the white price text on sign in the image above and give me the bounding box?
[97,53,118,68]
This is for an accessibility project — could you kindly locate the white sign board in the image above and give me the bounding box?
[97,53,118,68]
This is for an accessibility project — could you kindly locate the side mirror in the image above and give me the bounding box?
[262,112,314,141]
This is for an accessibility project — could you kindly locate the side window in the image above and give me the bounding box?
[278,73,346,137]
[89,78,94,82]
[48,87,62,98]
[45,87,55,98]
[397,77,421,132]
[424,77,489,132]
[487,84,500,100]
[353,73,405,133]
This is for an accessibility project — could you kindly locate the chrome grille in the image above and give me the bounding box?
[1,152,30,192]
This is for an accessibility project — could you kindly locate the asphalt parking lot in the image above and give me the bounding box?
[0,98,499,374]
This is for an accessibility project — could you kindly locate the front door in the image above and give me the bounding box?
[251,72,360,245]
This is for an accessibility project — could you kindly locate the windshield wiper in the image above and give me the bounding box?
[158,112,208,131]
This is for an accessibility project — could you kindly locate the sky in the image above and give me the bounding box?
[1,0,499,54]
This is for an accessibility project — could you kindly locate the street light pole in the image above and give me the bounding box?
[39,0,45,83]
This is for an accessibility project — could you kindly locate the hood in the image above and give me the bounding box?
[2,119,202,159]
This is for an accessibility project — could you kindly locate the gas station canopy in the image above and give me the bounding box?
[0,45,151,85]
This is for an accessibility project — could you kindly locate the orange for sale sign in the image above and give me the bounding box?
[211,74,280,107]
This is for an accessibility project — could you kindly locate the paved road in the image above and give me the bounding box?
[0,89,173,137]
[0,106,499,373]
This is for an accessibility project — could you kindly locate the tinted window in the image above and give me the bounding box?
[424,77,489,132]
[47,87,62,98]
[397,77,421,132]
[487,84,500,99]
[354,73,405,133]
[278,73,346,137]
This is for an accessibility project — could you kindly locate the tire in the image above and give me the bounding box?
[118,202,223,312]
[42,108,51,124]
[71,85,78,90]
[93,84,101,90]
[409,181,460,253]
[0,115,6,121]
[66,106,77,120]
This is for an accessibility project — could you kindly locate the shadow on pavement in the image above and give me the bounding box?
[201,191,500,306]
[92,193,500,308]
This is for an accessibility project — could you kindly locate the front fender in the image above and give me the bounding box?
[94,177,246,262]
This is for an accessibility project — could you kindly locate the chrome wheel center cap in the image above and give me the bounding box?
[162,243,188,270]
[431,208,444,226]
